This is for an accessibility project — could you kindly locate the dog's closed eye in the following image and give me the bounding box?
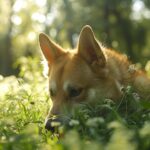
[68,87,83,98]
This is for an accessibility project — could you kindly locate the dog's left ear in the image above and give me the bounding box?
[77,25,106,67]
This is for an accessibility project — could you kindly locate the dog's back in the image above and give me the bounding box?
[104,48,150,99]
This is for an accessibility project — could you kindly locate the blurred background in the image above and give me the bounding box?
[0,0,150,76]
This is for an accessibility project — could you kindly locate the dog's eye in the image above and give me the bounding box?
[68,87,82,98]
[50,88,56,97]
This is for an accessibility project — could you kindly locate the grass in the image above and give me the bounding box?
[0,57,150,150]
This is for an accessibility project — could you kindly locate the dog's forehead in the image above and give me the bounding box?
[62,55,94,82]
[49,54,70,87]
[49,54,93,89]
[51,54,90,77]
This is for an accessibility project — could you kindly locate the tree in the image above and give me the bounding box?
[0,0,15,75]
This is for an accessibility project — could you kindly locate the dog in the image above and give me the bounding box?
[39,25,150,131]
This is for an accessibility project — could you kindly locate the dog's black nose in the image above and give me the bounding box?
[45,118,61,132]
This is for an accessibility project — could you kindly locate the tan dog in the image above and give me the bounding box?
[39,25,150,130]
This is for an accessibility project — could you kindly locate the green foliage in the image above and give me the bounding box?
[0,57,150,150]
[0,0,150,75]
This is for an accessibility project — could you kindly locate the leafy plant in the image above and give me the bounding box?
[0,57,149,150]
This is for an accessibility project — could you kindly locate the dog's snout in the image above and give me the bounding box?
[45,118,61,132]
[45,119,53,131]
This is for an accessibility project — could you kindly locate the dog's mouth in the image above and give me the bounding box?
[45,103,86,132]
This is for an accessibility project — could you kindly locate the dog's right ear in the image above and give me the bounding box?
[39,33,65,63]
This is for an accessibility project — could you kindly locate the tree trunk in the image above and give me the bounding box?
[1,0,14,76]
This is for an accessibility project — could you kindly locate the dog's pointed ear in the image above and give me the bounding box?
[39,33,65,63]
[77,25,106,67]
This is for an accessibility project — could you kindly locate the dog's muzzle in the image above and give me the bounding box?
[45,117,62,132]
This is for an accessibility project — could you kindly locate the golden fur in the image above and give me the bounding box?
[39,25,150,116]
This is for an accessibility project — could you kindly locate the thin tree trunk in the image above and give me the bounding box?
[2,0,14,75]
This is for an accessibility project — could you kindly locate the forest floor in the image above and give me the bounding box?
[0,57,150,150]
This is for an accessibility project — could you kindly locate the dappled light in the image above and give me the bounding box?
[0,0,150,150]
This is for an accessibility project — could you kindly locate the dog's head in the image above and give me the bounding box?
[39,25,122,131]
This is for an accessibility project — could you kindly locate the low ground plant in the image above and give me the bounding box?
[0,57,149,150]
